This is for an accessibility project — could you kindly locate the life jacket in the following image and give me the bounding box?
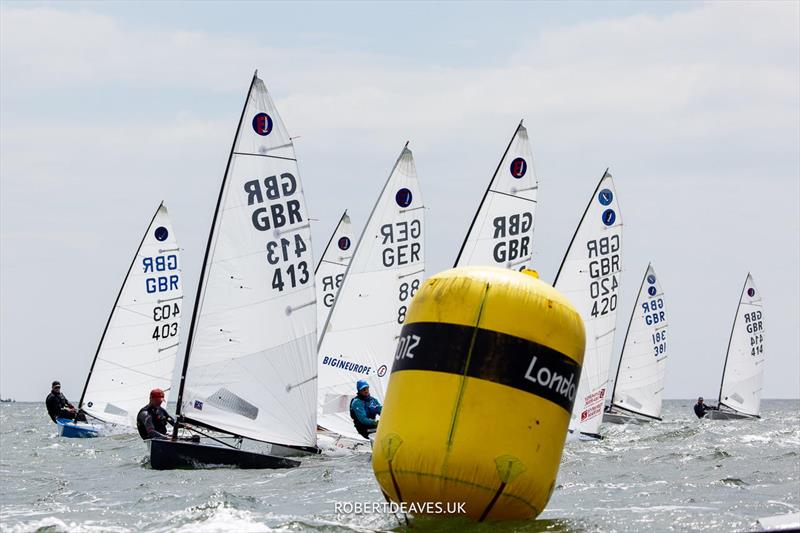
[349,396,373,439]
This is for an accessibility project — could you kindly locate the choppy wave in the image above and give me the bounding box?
[0,400,797,532]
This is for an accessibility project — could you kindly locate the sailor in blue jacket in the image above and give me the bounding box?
[350,380,382,439]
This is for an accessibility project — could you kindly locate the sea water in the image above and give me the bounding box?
[0,400,797,532]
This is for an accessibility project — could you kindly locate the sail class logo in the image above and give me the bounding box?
[598,189,613,206]
[252,112,273,136]
[747,288,755,297]
[395,188,413,208]
[510,157,527,178]
[601,209,616,226]
[338,236,351,251]
[154,227,169,242]
[647,274,656,284]
[648,286,657,296]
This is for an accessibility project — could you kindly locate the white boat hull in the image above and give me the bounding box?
[757,511,800,531]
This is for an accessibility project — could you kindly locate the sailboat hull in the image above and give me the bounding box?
[148,439,300,470]
[602,411,651,425]
[706,409,757,421]
[56,418,100,438]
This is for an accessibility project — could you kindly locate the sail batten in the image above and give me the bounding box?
[317,146,425,439]
[554,171,622,437]
[79,204,183,429]
[175,73,317,448]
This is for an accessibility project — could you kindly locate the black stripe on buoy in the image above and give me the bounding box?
[391,322,581,413]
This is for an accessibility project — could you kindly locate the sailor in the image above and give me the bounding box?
[45,381,86,423]
[693,397,716,418]
[349,380,382,439]
[136,388,175,440]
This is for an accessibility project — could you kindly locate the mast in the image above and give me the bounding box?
[453,121,524,267]
[716,273,750,410]
[77,202,164,416]
[172,73,257,438]
[317,142,410,351]
[553,169,610,285]
[610,263,649,407]
[314,210,348,275]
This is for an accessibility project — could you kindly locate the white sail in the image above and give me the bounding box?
[454,121,538,269]
[177,73,317,448]
[315,211,353,340]
[610,264,667,420]
[317,145,424,439]
[554,170,622,437]
[718,273,764,417]
[79,204,183,428]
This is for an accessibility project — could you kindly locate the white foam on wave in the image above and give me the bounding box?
[3,516,129,533]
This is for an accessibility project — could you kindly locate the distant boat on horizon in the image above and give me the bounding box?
[0,398,15,403]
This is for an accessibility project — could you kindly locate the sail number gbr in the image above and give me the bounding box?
[745,310,764,356]
[587,235,620,317]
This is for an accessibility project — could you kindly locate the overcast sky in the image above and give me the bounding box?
[1,1,798,402]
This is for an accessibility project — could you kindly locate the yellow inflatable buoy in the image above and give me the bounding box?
[372,267,585,521]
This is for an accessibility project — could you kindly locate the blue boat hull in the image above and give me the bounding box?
[56,418,100,438]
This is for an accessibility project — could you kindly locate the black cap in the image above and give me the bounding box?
[52,381,61,387]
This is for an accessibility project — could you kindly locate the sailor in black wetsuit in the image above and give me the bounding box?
[136,388,175,440]
[45,381,86,423]
[694,397,716,418]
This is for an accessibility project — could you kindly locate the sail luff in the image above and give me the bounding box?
[717,273,750,407]
[317,143,411,351]
[553,169,609,285]
[77,202,165,415]
[173,73,258,430]
[314,210,348,275]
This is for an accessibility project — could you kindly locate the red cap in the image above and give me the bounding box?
[150,388,165,399]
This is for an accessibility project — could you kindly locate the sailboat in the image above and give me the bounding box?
[317,144,424,440]
[707,273,765,420]
[454,121,538,269]
[148,72,317,469]
[58,203,182,438]
[315,211,353,340]
[604,264,667,424]
[554,170,622,440]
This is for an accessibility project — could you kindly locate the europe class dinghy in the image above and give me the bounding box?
[315,211,354,341]
[317,144,424,441]
[604,264,668,424]
[554,170,622,441]
[148,72,318,470]
[454,120,538,270]
[60,203,183,438]
[707,273,765,420]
